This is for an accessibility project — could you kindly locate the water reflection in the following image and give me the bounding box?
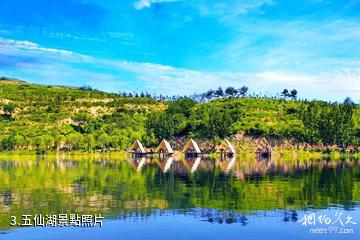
[125,155,358,181]
[182,157,202,173]
[155,157,173,173]
[0,155,359,230]
[216,155,236,173]
[127,157,146,172]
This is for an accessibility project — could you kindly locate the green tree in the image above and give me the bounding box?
[215,87,224,98]
[97,132,112,150]
[302,101,355,147]
[66,133,83,150]
[84,134,95,151]
[54,134,66,150]
[166,97,196,117]
[204,107,234,140]
[13,135,27,149]
[142,130,157,147]
[3,104,15,116]
[146,112,175,142]
[290,89,298,100]
[43,134,54,150]
[344,97,354,105]
[238,86,248,97]
[1,135,14,150]
[225,87,238,98]
[83,120,101,134]
[73,113,88,125]
[34,136,46,152]
[205,89,215,100]
[281,89,289,100]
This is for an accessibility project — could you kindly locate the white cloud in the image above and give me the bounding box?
[209,18,360,75]
[134,0,181,10]
[77,57,360,101]
[0,37,90,61]
[0,38,72,55]
[1,37,359,102]
[248,70,360,99]
[194,0,273,20]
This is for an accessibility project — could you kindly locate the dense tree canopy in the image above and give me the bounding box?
[302,101,356,147]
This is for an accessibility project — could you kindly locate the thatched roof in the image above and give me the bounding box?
[182,138,201,153]
[156,139,173,153]
[256,137,271,149]
[259,137,270,146]
[256,137,272,154]
[216,138,236,154]
[129,139,146,153]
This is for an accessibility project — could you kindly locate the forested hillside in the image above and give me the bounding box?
[0,78,359,153]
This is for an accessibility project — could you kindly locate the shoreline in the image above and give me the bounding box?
[0,149,358,159]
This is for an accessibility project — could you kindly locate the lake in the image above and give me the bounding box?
[0,155,359,239]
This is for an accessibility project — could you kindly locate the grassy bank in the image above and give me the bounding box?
[0,77,359,153]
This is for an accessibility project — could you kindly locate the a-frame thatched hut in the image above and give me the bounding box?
[156,139,173,154]
[256,137,272,159]
[216,138,236,155]
[128,139,146,154]
[182,138,201,154]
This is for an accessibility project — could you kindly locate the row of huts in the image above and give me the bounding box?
[128,137,272,158]
[129,138,232,155]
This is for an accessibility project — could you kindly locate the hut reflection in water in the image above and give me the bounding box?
[125,156,357,182]
[156,157,174,173]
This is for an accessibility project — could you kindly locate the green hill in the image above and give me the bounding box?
[0,78,359,153]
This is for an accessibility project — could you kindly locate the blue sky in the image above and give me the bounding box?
[0,0,359,101]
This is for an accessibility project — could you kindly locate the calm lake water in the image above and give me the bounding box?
[0,155,359,240]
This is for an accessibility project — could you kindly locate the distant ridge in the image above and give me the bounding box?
[0,76,103,92]
[0,77,27,84]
